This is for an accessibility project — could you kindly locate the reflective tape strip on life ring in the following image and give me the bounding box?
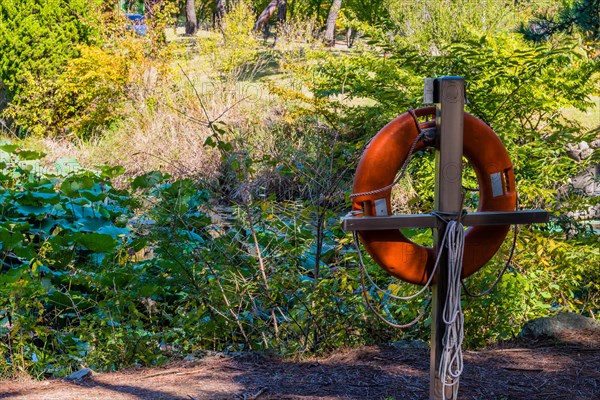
[352,107,516,286]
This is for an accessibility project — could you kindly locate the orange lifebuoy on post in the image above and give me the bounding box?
[352,107,516,286]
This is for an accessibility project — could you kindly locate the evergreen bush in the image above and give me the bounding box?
[0,0,99,97]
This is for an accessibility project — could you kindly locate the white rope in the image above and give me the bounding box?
[352,215,462,328]
[352,219,466,399]
[354,228,445,301]
[438,220,465,400]
[353,231,431,328]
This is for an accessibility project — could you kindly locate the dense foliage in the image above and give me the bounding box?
[0,0,99,96]
[0,144,382,377]
[274,23,599,345]
[0,0,598,380]
[0,0,174,138]
[519,0,600,43]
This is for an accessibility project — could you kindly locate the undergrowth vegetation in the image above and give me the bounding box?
[0,0,598,379]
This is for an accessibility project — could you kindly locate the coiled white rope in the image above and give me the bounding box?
[353,231,433,329]
[353,228,441,301]
[438,220,465,400]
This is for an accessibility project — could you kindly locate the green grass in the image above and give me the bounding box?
[561,95,600,132]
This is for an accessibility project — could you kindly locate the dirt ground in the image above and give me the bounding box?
[1,330,599,400]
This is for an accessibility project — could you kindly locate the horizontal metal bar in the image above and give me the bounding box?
[342,214,438,231]
[341,210,549,231]
[462,210,549,226]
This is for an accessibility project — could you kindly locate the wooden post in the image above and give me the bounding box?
[430,77,465,400]
[341,76,548,400]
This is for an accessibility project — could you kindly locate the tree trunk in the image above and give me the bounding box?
[185,0,197,35]
[324,0,342,47]
[277,0,287,25]
[214,0,226,27]
[253,0,278,31]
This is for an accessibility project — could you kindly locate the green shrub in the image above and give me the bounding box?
[0,143,136,377]
[274,28,599,347]
[0,0,99,97]
[197,0,262,78]
[0,1,175,139]
[384,0,526,53]
[0,143,387,377]
[4,45,131,138]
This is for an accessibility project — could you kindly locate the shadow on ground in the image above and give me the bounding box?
[1,335,598,400]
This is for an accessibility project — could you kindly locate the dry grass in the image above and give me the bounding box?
[0,13,346,188]
[16,45,284,185]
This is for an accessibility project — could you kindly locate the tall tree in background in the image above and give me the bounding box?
[277,0,287,25]
[186,0,197,34]
[253,0,286,31]
[519,0,600,43]
[324,0,342,46]
[215,0,226,25]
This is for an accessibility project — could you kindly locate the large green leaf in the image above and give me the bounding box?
[75,232,117,253]
[79,184,107,202]
[16,150,46,160]
[0,144,19,154]
[97,165,126,179]
[61,175,98,197]
[72,217,113,232]
[97,225,129,238]
[0,228,24,250]
[55,158,81,175]
[18,191,61,205]
[0,266,27,283]
[132,171,169,190]
[13,204,55,217]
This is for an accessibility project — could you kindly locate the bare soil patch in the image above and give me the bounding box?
[1,333,599,400]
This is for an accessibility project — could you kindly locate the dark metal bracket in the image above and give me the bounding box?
[341,210,549,231]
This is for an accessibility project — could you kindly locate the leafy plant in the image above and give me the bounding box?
[0,143,138,376]
[519,0,600,44]
[274,25,599,347]
[5,45,131,138]
[0,0,99,97]
[1,1,175,139]
[197,0,264,78]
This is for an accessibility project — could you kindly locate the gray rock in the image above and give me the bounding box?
[65,367,93,381]
[570,166,599,196]
[183,354,199,362]
[580,148,593,160]
[566,141,596,161]
[566,142,582,161]
[566,149,581,161]
[522,312,600,339]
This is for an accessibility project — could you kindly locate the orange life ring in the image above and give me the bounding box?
[352,107,516,286]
